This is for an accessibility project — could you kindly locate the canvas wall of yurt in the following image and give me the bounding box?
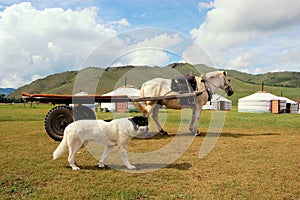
[278,97,299,113]
[101,86,140,112]
[238,92,286,113]
[70,91,98,109]
[203,94,232,111]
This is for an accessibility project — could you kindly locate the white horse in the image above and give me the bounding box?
[134,71,234,135]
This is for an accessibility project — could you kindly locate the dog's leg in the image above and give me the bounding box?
[99,145,114,168]
[119,145,135,170]
[68,141,82,171]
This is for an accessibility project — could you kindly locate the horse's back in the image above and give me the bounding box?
[141,78,171,97]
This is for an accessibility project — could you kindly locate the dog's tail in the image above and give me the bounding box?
[53,133,68,160]
[133,102,148,116]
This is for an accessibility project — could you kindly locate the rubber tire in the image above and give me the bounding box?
[72,105,96,121]
[44,106,73,141]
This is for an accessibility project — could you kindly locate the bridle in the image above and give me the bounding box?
[201,73,232,95]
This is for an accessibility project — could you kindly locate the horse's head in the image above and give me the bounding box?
[221,71,234,96]
[201,71,234,96]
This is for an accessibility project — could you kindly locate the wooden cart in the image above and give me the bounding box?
[22,92,133,141]
[22,91,201,141]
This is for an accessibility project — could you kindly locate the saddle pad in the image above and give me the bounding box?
[171,75,196,93]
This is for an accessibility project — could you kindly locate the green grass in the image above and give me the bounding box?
[0,104,299,199]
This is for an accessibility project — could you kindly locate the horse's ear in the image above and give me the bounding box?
[223,71,227,76]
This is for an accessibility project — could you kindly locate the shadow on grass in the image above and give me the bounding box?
[64,165,112,171]
[198,132,281,138]
[65,162,192,171]
[136,131,281,140]
[135,132,195,140]
[166,162,192,170]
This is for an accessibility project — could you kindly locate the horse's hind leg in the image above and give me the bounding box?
[190,104,201,135]
[152,104,168,135]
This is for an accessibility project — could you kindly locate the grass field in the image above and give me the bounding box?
[0,104,299,199]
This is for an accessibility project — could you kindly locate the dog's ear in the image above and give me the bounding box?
[128,118,138,131]
[131,116,148,126]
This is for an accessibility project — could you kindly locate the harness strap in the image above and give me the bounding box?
[206,87,212,101]
[200,77,212,102]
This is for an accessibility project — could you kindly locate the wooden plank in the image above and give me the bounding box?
[22,91,206,104]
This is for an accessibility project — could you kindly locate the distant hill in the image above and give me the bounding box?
[0,88,15,96]
[10,63,207,99]
[226,70,300,88]
[9,63,300,103]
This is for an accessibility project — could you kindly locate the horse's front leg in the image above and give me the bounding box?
[189,104,201,134]
[152,104,168,135]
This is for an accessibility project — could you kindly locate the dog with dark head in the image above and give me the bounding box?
[53,116,148,170]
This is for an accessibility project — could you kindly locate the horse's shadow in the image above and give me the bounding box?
[135,131,281,140]
[201,132,281,138]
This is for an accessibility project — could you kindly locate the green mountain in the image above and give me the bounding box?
[9,63,300,104]
[226,70,300,88]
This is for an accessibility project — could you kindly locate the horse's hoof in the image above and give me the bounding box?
[159,130,168,136]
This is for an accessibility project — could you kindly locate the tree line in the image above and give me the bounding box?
[0,94,22,103]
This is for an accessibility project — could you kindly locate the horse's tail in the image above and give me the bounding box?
[134,84,148,116]
[133,102,148,116]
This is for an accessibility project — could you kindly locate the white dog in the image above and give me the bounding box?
[53,116,148,170]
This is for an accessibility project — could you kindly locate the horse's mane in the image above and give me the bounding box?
[202,71,223,79]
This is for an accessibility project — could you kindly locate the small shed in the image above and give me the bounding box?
[101,86,140,113]
[238,91,286,113]
[203,94,232,111]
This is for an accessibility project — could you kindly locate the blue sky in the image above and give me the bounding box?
[96,0,206,32]
[0,0,299,88]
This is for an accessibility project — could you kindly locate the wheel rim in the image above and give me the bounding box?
[51,114,71,137]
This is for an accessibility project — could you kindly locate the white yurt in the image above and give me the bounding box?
[238,91,286,113]
[203,94,232,111]
[101,86,140,112]
[70,91,98,109]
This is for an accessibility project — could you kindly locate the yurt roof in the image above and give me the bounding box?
[103,86,140,97]
[278,96,297,104]
[238,91,281,102]
[211,94,231,102]
[74,91,88,96]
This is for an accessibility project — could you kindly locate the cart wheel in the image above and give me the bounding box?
[72,105,96,121]
[44,106,73,141]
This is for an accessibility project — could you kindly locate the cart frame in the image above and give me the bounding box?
[22,91,202,141]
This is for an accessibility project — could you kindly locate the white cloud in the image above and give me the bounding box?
[227,52,255,70]
[0,2,117,88]
[198,1,214,12]
[108,18,130,27]
[187,0,300,73]
[115,50,170,67]
[85,31,185,68]
[0,3,190,88]
[1,73,24,89]
[134,33,183,50]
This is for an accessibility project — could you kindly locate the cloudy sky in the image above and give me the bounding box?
[0,0,299,88]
